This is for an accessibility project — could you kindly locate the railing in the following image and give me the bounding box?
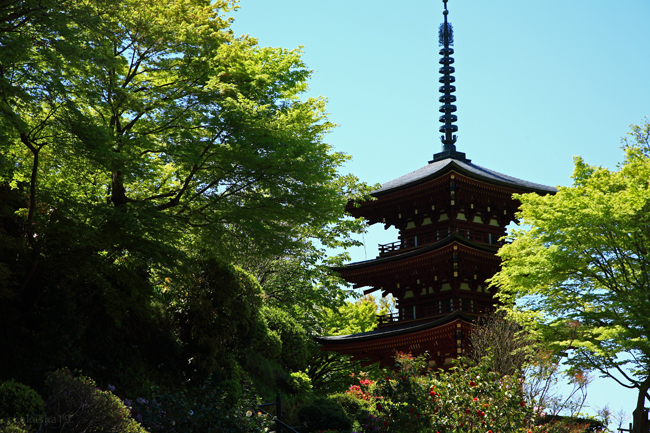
[256,392,299,433]
[617,423,632,433]
[378,228,503,256]
[377,300,496,327]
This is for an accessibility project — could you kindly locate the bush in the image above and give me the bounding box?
[43,369,146,433]
[538,415,607,433]
[288,371,313,397]
[329,392,365,424]
[296,396,351,433]
[0,380,45,419]
[128,377,271,433]
[370,353,536,433]
[0,380,44,433]
[0,421,31,433]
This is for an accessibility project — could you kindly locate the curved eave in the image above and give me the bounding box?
[372,158,557,197]
[315,310,475,344]
[332,232,499,273]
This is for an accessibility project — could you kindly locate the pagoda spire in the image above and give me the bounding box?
[431,0,469,163]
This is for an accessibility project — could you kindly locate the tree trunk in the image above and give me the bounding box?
[632,377,650,433]
[20,133,39,226]
[111,170,128,206]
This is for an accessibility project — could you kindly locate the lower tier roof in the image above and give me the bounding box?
[316,310,475,344]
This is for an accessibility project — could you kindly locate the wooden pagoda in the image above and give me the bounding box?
[316,0,556,369]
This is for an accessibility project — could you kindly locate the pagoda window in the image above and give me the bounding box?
[403,237,416,249]
[440,298,453,314]
[400,305,416,321]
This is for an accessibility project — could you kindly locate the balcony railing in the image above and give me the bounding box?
[378,228,503,256]
[376,299,496,327]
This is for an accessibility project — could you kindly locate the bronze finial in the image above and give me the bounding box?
[431,0,469,163]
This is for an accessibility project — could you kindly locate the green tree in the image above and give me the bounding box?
[2,0,369,265]
[491,120,650,433]
[323,295,379,336]
[303,296,393,394]
[0,0,371,395]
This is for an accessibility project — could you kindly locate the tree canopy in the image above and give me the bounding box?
[491,120,650,433]
[1,0,368,259]
[0,0,372,402]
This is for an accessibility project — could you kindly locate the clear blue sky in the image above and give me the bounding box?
[229,0,650,424]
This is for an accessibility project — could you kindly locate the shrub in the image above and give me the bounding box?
[0,380,45,420]
[0,421,31,433]
[329,392,366,424]
[128,377,271,433]
[43,369,147,433]
[0,380,44,433]
[370,353,536,433]
[288,371,313,397]
[296,396,351,433]
[538,415,607,433]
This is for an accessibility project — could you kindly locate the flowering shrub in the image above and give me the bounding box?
[364,353,536,433]
[127,380,270,433]
[346,384,373,402]
[356,412,386,433]
[339,352,604,433]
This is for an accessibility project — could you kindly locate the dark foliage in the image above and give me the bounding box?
[0,380,44,420]
[43,369,146,433]
[296,396,352,433]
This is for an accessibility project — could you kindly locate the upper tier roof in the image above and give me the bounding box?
[373,157,557,196]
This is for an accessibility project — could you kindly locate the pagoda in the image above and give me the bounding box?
[316,0,556,369]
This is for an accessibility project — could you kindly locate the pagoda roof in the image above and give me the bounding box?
[373,157,557,197]
[315,310,475,344]
[332,232,499,273]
